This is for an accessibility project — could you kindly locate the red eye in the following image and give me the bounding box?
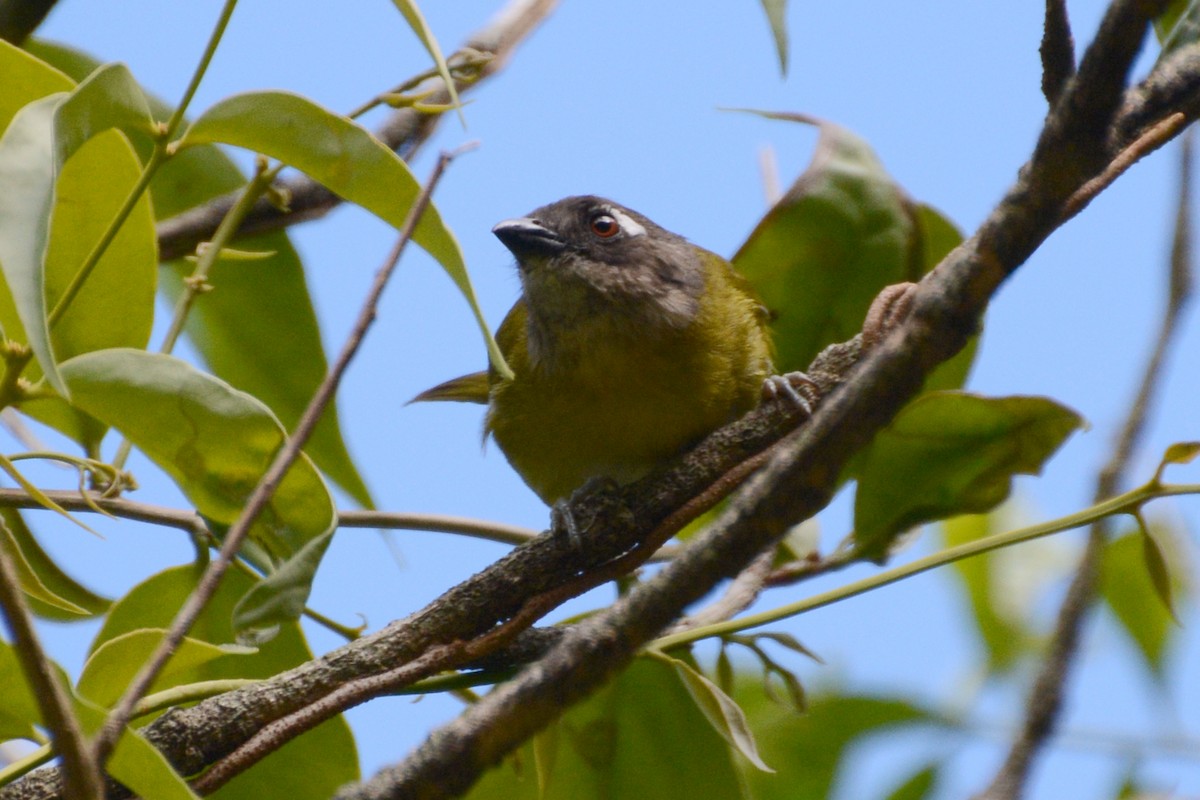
[590,214,620,238]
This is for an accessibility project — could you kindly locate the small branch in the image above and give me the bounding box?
[155,0,559,261]
[0,0,58,45]
[90,147,465,767]
[337,510,539,547]
[1040,0,1076,105]
[665,548,775,634]
[0,526,103,800]
[974,129,1195,800]
[1061,111,1187,220]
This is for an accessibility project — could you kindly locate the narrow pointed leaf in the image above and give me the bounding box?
[178,90,509,378]
[1139,523,1181,624]
[1100,528,1189,677]
[388,0,465,125]
[661,654,773,772]
[0,518,87,615]
[1,508,110,620]
[758,0,789,74]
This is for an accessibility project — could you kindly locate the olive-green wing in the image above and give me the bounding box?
[409,371,490,405]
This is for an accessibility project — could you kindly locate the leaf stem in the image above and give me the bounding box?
[652,479,1194,651]
[47,0,240,330]
[46,148,163,329]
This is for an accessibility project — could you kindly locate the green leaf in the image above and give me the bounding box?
[18,116,157,443]
[72,697,200,800]
[884,763,940,800]
[733,690,937,800]
[0,59,154,397]
[59,349,336,638]
[0,516,87,615]
[659,653,773,772]
[1,508,110,620]
[731,116,977,388]
[1154,440,1200,482]
[468,658,746,799]
[0,639,52,741]
[178,90,509,379]
[853,393,1082,561]
[1138,521,1181,625]
[388,0,465,125]
[26,39,373,508]
[77,629,253,708]
[1100,529,1189,678]
[1155,0,1200,55]
[0,452,96,535]
[158,242,373,507]
[89,566,360,799]
[733,115,917,374]
[942,513,1033,672]
[758,0,789,74]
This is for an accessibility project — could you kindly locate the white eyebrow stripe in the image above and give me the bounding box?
[608,207,646,238]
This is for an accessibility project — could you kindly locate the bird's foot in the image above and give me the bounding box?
[761,371,821,415]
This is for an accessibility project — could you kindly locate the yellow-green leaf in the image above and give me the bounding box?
[178,90,509,378]
[59,349,336,640]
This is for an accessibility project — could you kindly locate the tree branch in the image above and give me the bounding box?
[0,0,58,46]
[0,525,102,800]
[154,0,559,261]
[3,2,1193,799]
[973,127,1195,800]
[1041,0,1076,105]
[331,2,1175,797]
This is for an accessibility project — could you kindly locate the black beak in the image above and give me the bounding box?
[492,217,566,259]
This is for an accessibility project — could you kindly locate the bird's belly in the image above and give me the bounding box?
[490,353,755,503]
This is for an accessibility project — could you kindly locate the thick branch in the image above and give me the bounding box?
[0,319,871,800]
[155,0,558,261]
[0,0,57,45]
[334,2,1173,797]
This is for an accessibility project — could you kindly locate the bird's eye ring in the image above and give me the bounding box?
[590,214,620,238]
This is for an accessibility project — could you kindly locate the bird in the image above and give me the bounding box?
[414,195,814,505]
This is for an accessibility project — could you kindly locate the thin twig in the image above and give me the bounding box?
[1061,111,1188,220]
[1041,0,1076,105]
[974,129,1195,800]
[0,525,103,800]
[90,146,467,767]
[665,548,776,634]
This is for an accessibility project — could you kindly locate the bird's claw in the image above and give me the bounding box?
[761,371,821,415]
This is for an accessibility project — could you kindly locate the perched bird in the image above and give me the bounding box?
[415,195,810,505]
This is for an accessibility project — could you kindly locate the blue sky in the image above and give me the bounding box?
[15,1,1200,798]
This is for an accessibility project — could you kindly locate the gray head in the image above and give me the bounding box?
[492,196,706,339]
